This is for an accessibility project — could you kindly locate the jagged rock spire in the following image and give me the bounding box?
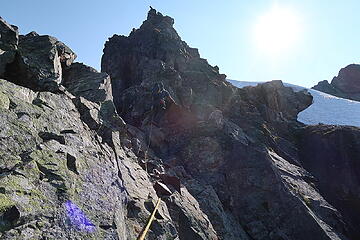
[146,7,174,26]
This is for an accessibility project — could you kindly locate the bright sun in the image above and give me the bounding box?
[254,5,302,56]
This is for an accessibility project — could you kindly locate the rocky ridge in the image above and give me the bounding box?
[313,64,360,101]
[0,9,359,240]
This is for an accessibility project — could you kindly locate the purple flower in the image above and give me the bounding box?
[65,200,96,232]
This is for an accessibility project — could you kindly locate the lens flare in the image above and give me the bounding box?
[65,200,96,232]
[254,5,302,56]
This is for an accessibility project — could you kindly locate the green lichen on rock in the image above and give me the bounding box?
[0,194,15,213]
[0,91,10,109]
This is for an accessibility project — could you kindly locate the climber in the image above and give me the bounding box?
[148,6,157,18]
[142,82,175,126]
[151,82,175,111]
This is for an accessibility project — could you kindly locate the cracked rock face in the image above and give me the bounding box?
[0,79,126,239]
[298,125,360,238]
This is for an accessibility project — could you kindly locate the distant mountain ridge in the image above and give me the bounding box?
[312,64,360,101]
[228,79,360,128]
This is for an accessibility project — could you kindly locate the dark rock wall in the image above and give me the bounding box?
[298,125,360,239]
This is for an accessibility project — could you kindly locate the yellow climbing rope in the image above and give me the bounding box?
[137,198,161,240]
[138,94,161,240]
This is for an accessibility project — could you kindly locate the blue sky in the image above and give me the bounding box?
[2,0,360,87]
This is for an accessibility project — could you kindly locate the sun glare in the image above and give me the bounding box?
[254,5,302,56]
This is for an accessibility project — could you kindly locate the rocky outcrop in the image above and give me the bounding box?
[0,17,18,51]
[312,64,360,101]
[4,32,77,92]
[236,80,312,122]
[0,22,77,93]
[102,8,229,119]
[0,17,18,77]
[312,80,342,96]
[62,62,112,103]
[332,64,360,94]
